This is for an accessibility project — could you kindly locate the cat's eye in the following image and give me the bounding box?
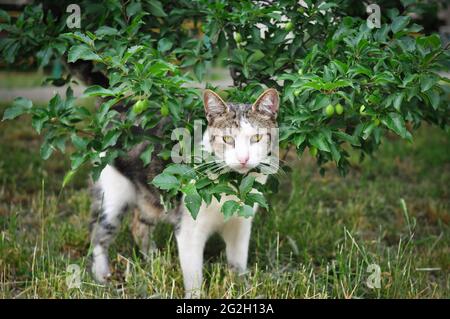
[223,135,235,145]
[250,134,263,143]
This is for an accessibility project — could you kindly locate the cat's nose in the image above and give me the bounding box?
[238,156,249,166]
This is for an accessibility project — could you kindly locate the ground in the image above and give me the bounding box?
[0,77,449,298]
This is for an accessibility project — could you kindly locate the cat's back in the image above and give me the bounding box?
[113,118,170,191]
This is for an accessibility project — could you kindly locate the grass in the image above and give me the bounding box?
[0,104,448,298]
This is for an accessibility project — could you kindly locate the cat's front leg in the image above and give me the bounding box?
[221,216,252,273]
[175,213,210,298]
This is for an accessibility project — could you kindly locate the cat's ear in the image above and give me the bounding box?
[203,89,228,122]
[252,88,279,118]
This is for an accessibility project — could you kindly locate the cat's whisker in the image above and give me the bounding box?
[210,164,229,175]
[257,161,286,176]
[190,160,224,172]
[195,161,227,177]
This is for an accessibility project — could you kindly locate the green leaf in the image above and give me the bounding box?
[62,170,77,188]
[158,38,173,53]
[309,134,330,152]
[148,61,173,76]
[330,143,341,163]
[419,74,438,92]
[382,112,409,139]
[95,26,119,37]
[194,62,205,82]
[84,85,116,97]
[362,122,376,140]
[180,57,198,68]
[393,92,404,111]
[293,134,306,148]
[71,134,89,151]
[416,34,441,50]
[32,114,48,134]
[245,192,268,209]
[210,184,236,195]
[68,32,94,46]
[318,2,338,10]
[239,175,255,197]
[424,89,440,110]
[67,45,100,63]
[184,192,202,219]
[347,65,372,77]
[391,16,410,34]
[181,182,196,195]
[70,152,86,170]
[322,80,353,90]
[40,141,53,160]
[147,0,167,17]
[334,131,361,146]
[36,47,52,67]
[102,130,121,149]
[140,144,154,166]
[221,200,240,219]
[126,1,142,17]
[152,173,180,190]
[48,94,62,115]
[2,97,32,120]
[54,136,66,153]
[164,164,195,178]
[238,204,255,218]
[248,50,265,63]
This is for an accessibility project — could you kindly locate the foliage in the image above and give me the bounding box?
[1,0,449,218]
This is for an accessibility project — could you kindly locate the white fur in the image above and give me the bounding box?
[99,165,137,206]
[177,195,254,298]
[91,165,136,282]
[206,119,272,174]
[92,245,111,283]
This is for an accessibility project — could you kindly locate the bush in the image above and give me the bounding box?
[1,0,449,218]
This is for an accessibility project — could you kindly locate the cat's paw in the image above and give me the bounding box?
[91,258,111,283]
[228,263,248,275]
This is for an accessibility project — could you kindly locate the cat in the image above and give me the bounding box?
[89,88,280,298]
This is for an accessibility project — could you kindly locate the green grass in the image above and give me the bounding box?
[0,105,448,298]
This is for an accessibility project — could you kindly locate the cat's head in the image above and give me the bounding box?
[202,89,279,174]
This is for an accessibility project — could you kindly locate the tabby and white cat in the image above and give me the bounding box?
[89,88,280,298]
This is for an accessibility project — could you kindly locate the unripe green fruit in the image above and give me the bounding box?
[294,89,301,97]
[335,103,344,115]
[132,99,149,114]
[325,104,335,116]
[310,146,318,157]
[285,21,294,32]
[359,104,366,115]
[298,68,303,75]
[233,32,242,43]
[161,104,170,117]
[374,118,381,126]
